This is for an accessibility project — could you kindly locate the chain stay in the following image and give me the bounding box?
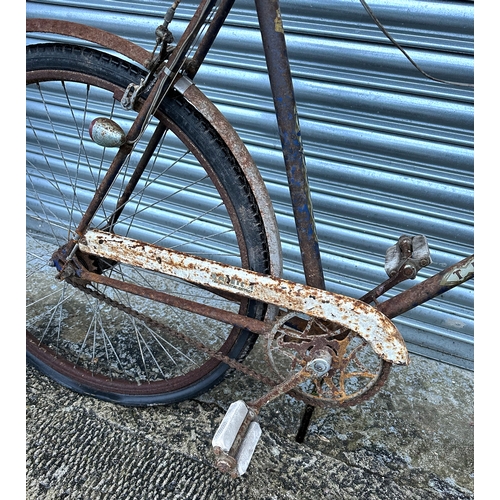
[72,281,277,390]
[71,279,380,408]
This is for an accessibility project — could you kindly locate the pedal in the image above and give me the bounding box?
[212,400,261,478]
[385,235,432,279]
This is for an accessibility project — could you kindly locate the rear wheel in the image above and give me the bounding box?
[26,43,271,405]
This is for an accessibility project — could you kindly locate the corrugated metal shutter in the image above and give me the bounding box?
[26,0,474,370]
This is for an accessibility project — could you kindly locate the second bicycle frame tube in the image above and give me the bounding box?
[191,0,326,289]
[254,0,326,291]
[249,0,475,316]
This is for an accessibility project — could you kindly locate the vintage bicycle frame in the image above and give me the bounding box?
[26,0,474,355]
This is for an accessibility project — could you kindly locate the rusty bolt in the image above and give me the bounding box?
[403,264,416,279]
[215,455,237,475]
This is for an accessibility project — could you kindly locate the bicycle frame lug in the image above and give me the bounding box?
[385,235,432,279]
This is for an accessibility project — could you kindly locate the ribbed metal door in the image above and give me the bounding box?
[26,0,474,369]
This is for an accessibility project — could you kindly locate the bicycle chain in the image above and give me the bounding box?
[72,281,280,388]
[71,279,380,409]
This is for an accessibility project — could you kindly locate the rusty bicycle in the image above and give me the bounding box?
[26,0,473,477]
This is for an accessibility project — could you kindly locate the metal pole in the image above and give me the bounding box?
[254,0,325,290]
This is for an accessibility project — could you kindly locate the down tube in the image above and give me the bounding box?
[254,0,325,290]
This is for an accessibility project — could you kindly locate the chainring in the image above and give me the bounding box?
[266,311,392,408]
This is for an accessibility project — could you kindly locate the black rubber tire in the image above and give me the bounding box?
[26,43,271,405]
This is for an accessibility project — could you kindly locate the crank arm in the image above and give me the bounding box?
[79,230,409,365]
[212,351,332,477]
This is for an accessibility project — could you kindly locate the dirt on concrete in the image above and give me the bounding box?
[26,338,473,499]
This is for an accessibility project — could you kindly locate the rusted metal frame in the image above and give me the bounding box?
[79,229,409,365]
[309,267,416,347]
[358,265,418,305]
[314,255,474,348]
[107,122,168,231]
[185,0,237,79]
[254,0,325,290]
[27,19,284,281]
[74,79,167,236]
[164,0,219,76]
[77,267,269,336]
[27,65,170,244]
[73,0,219,237]
[377,254,474,319]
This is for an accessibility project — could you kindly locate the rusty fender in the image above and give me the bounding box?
[27,19,152,66]
[26,18,283,281]
[80,230,409,366]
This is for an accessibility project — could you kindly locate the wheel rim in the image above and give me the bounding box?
[26,54,267,401]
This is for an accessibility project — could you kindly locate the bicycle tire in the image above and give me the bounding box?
[26,43,272,405]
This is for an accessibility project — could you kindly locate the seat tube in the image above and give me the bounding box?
[254,0,325,289]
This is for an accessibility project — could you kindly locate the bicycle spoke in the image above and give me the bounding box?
[27,43,270,403]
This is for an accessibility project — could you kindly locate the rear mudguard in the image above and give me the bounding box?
[26,19,408,365]
[26,18,283,280]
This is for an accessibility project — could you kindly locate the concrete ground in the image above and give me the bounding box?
[26,336,474,499]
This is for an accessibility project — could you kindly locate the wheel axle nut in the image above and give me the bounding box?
[215,455,237,475]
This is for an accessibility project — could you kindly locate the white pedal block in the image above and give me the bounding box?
[234,420,261,476]
[212,400,249,453]
[212,400,262,477]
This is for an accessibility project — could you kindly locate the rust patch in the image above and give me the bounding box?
[27,19,150,67]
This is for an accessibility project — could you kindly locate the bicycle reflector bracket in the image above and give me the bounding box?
[385,235,432,279]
